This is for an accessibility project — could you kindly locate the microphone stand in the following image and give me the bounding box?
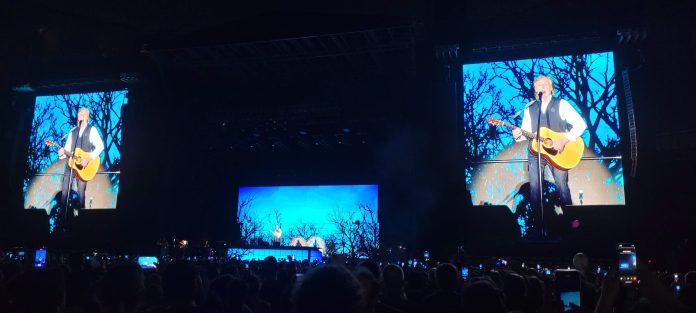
[62,121,81,232]
[534,93,546,239]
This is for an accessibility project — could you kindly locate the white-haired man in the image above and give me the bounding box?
[57,107,104,214]
[512,75,587,237]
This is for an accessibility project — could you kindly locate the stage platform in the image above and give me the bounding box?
[227,246,323,262]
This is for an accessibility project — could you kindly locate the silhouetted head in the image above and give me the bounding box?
[10,268,66,313]
[685,271,696,287]
[101,262,145,313]
[354,268,380,308]
[502,273,527,311]
[461,280,506,313]
[357,259,381,281]
[205,275,247,312]
[573,253,589,273]
[260,256,278,280]
[525,275,544,312]
[293,265,364,313]
[162,259,200,306]
[435,263,459,292]
[382,264,405,294]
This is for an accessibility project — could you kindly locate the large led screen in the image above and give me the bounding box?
[23,90,126,231]
[462,52,625,235]
[237,185,378,257]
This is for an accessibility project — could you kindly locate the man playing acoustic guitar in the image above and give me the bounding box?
[512,75,587,236]
[58,107,104,215]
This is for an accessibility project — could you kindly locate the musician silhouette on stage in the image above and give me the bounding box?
[57,107,104,219]
[272,224,283,246]
[512,75,587,237]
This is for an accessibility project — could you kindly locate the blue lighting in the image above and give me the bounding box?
[462,51,627,234]
[23,90,126,213]
[227,247,322,263]
[137,256,158,269]
[237,184,378,255]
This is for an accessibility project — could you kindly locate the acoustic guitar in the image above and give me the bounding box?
[44,139,101,181]
[487,117,585,170]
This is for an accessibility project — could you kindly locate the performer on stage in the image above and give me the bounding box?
[57,107,104,215]
[512,75,587,235]
[272,224,283,245]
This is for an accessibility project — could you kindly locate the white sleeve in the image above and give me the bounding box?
[89,128,105,159]
[516,105,533,142]
[559,99,587,141]
[60,133,73,159]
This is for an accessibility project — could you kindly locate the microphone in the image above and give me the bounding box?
[511,101,536,119]
[61,125,78,140]
[538,91,543,100]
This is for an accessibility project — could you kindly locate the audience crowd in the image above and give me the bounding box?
[0,250,694,313]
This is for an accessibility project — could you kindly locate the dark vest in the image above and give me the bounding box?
[71,125,95,153]
[528,97,568,133]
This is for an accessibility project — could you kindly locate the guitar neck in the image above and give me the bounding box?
[48,142,74,158]
[498,121,537,140]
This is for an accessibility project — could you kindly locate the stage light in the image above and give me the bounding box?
[616,28,647,44]
[12,84,35,93]
[119,72,141,84]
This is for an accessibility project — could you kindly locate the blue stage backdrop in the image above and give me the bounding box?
[461,52,625,236]
[23,90,126,228]
[237,184,379,257]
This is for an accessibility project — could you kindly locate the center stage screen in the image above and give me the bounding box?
[23,90,126,231]
[462,52,625,231]
[237,185,378,257]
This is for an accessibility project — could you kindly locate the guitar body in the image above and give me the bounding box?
[528,127,585,170]
[67,148,101,181]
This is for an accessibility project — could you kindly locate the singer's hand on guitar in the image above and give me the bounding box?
[512,128,523,140]
[553,137,569,152]
[80,156,91,167]
[58,148,65,158]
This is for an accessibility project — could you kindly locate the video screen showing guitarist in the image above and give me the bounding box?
[512,75,587,236]
[57,107,104,216]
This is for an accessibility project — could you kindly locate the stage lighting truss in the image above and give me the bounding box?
[434,33,604,63]
[616,28,648,44]
[146,23,421,82]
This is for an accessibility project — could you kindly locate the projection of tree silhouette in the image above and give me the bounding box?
[489,53,619,156]
[328,203,379,259]
[24,90,125,194]
[461,69,516,183]
[237,195,263,245]
[356,203,380,258]
[26,101,61,183]
[236,185,378,258]
[328,209,361,259]
[462,53,620,182]
[288,222,320,241]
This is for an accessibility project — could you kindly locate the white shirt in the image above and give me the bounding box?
[515,98,587,142]
[60,126,105,160]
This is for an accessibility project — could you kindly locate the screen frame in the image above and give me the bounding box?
[20,87,130,212]
[456,47,631,208]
